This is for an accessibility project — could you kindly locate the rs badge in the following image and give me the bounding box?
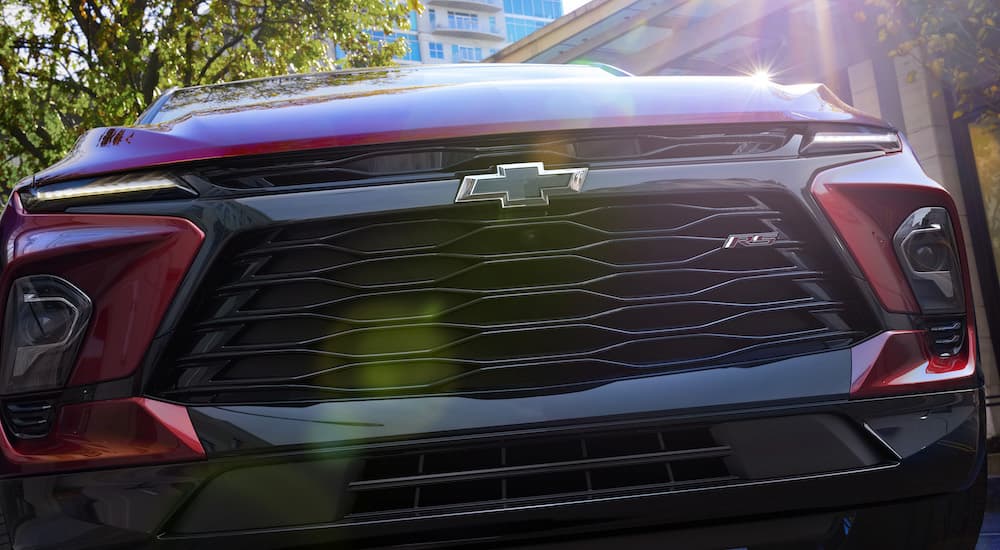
[723,232,780,249]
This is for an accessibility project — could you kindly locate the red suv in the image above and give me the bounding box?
[0,64,986,549]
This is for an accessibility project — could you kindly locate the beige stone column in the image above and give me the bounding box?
[847,59,882,118]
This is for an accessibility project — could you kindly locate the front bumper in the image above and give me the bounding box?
[0,387,984,550]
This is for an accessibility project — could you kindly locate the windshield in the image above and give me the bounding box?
[146,64,617,125]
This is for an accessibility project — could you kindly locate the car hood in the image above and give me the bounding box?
[26,76,887,186]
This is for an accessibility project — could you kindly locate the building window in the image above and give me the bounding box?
[489,16,498,33]
[429,42,445,59]
[408,10,419,31]
[399,32,420,61]
[504,0,561,18]
[331,43,346,60]
[451,44,483,62]
[369,30,420,62]
[429,9,436,27]
[447,11,479,30]
[505,16,547,42]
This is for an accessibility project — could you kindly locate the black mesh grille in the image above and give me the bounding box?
[156,190,875,403]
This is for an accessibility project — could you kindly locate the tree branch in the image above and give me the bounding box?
[197,33,247,82]
[8,127,48,162]
[141,50,162,104]
[15,69,99,99]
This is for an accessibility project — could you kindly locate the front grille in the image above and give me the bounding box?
[348,424,733,518]
[156,189,876,403]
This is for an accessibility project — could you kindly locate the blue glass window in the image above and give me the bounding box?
[504,0,561,18]
[369,30,420,62]
[399,32,420,61]
[447,11,478,30]
[505,16,547,42]
[429,42,445,59]
[451,44,483,62]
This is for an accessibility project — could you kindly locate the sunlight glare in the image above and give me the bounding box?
[750,69,772,86]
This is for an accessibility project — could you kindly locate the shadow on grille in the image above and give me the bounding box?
[349,425,733,517]
[157,190,875,403]
[195,126,791,189]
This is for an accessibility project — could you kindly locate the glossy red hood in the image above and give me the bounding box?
[27,76,887,186]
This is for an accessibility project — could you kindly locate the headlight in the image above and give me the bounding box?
[893,207,965,315]
[1,275,92,394]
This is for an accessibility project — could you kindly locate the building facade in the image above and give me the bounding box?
[383,0,563,65]
[488,0,1000,436]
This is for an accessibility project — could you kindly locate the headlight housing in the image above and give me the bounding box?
[893,207,965,315]
[1,275,92,394]
[19,172,196,212]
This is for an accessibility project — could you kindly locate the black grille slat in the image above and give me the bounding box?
[191,297,832,332]
[243,208,784,256]
[344,424,737,518]
[349,446,731,491]
[157,191,876,402]
[179,324,842,361]
[216,265,808,293]
[3,399,56,439]
[209,275,824,320]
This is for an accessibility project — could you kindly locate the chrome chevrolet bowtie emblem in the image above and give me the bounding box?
[455,162,588,208]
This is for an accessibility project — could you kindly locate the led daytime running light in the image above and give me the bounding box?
[811,132,900,144]
[35,178,180,201]
[20,173,197,211]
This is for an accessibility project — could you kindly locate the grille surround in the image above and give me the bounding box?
[155,188,876,403]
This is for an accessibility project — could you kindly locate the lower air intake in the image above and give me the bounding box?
[349,425,733,517]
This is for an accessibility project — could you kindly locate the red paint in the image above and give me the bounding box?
[0,194,204,386]
[850,329,977,398]
[814,143,978,398]
[811,143,968,314]
[0,398,205,476]
[23,76,885,186]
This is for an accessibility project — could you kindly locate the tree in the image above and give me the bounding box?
[857,0,999,126]
[0,0,418,186]
[859,1,1000,309]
